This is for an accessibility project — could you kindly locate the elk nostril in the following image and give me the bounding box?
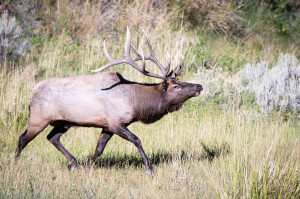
[197,84,203,91]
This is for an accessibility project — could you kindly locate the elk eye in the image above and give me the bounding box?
[172,85,180,89]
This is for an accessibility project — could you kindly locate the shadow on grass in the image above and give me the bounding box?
[77,142,231,169]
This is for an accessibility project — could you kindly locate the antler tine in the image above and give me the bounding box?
[131,43,141,59]
[103,41,114,62]
[90,27,134,73]
[141,50,146,71]
[175,57,184,75]
[90,40,122,73]
[170,57,184,78]
[131,42,146,72]
[140,27,170,77]
[125,27,131,58]
[166,51,171,70]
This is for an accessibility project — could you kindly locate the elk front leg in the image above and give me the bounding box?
[114,125,154,176]
[91,130,113,164]
[47,125,78,170]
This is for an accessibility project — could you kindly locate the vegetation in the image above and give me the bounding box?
[0,0,299,198]
[0,10,29,62]
[238,54,300,116]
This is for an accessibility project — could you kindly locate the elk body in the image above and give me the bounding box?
[15,28,203,176]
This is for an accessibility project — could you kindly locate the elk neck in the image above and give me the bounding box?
[132,82,171,124]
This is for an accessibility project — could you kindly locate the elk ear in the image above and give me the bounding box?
[162,80,169,92]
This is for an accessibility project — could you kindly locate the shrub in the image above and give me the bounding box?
[238,54,300,116]
[193,54,299,116]
[0,10,29,62]
[263,0,300,35]
[192,66,248,107]
[170,0,244,34]
[47,0,173,41]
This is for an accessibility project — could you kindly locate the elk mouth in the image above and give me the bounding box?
[189,84,203,97]
[190,91,201,97]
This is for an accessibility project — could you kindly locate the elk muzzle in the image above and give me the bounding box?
[190,84,203,97]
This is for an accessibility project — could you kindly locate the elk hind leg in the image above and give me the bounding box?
[47,124,78,170]
[91,130,113,164]
[15,123,48,159]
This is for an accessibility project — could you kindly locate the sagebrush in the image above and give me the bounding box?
[238,54,300,116]
[0,10,29,61]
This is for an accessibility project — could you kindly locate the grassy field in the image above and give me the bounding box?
[1,0,300,198]
[1,52,299,198]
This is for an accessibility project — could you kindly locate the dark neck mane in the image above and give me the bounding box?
[131,83,165,124]
[133,84,184,124]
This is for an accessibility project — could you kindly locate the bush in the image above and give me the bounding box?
[192,66,254,108]
[238,54,300,116]
[0,10,29,62]
[170,0,244,34]
[241,0,300,38]
[193,54,299,116]
[263,0,300,35]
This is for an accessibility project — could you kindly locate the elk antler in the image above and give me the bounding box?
[137,27,171,77]
[91,27,172,80]
[91,27,184,80]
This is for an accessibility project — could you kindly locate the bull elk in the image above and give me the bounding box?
[15,27,203,176]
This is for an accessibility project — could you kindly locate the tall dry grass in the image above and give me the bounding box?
[169,0,244,33]
[0,72,299,198]
[0,0,299,198]
[1,33,299,198]
[40,0,245,39]
[48,0,174,41]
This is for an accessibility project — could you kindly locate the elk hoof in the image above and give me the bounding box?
[90,159,96,165]
[145,169,154,177]
[68,160,78,171]
[86,160,95,170]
